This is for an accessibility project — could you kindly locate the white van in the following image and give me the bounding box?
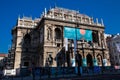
[3,69,16,76]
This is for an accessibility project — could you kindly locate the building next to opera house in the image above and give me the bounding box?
[8,7,111,69]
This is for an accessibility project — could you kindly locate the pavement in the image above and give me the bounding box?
[1,74,120,80]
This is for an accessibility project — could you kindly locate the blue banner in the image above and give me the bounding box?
[64,27,92,41]
[93,58,98,66]
[82,58,87,67]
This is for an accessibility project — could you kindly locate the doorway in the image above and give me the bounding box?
[97,54,102,66]
[87,54,93,67]
[76,53,82,66]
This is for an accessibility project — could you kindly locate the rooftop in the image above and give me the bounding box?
[0,54,7,57]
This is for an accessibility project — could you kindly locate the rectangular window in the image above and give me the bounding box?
[115,56,117,60]
[24,62,29,66]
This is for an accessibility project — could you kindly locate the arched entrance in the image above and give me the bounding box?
[97,54,102,66]
[87,54,93,67]
[22,56,31,68]
[75,53,82,66]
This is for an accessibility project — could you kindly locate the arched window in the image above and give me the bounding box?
[92,31,98,43]
[87,54,93,67]
[23,33,31,45]
[47,28,52,40]
[55,28,61,39]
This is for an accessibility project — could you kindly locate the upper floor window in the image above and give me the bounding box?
[92,31,98,43]
[23,33,31,46]
[55,28,61,39]
[115,56,118,60]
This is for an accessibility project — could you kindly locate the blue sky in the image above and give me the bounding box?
[0,0,120,53]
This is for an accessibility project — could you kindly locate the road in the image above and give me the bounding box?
[1,74,120,80]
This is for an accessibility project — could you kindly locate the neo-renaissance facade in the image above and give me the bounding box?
[9,7,111,69]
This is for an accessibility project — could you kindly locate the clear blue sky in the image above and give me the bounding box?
[0,0,120,53]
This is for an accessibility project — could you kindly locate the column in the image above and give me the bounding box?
[93,54,98,66]
[82,43,87,67]
[52,9,54,18]
[62,11,65,20]
[14,51,21,69]
[52,26,55,46]
[92,44,98,66]
[103,34,107,48]
[22,19,24,27]
[98,31,101,46]
[44,24,47,42]
[43,52,47,66]
[101,31,105,48]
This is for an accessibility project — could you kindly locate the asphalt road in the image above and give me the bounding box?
[1,74,120,80]
[42,74,120,80]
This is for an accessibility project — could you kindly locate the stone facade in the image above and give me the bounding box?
[106,33,120,66]
[11,7,111,69]
[11,17,40,69]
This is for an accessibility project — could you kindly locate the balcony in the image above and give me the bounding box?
[55,39,62,43]
[69,41,102,50]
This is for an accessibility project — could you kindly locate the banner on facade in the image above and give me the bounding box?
[64,38,68,51]
[64,27,92,41]
[93,58,98,66]
[103,59,107,66]
[82,58,87,67]
[71,58,76,67]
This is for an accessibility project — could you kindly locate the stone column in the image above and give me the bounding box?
[98,31,101,46]
[101,31,105,48]
[44,24,47,43]
[82,52,87,67]
[52,26,55,46]
[43,52,46,67]
[103,34,107,48]
[62,11,65,20]
[14,51,21,69]
[92,45,98,66]
[93,53,98,66]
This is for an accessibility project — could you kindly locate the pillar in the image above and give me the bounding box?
[98,31,101,46]
[52,26,55,46]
